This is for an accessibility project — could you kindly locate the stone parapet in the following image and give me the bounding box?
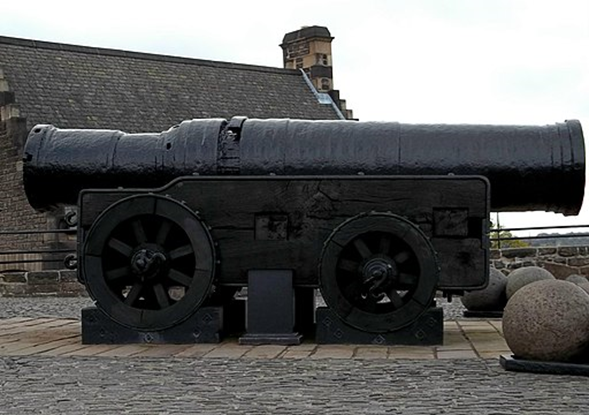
[492,245,589,280]
[0,270,87,297]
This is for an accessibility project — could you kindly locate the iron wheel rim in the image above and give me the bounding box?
[319,212,438,333]
[83,194,215,330]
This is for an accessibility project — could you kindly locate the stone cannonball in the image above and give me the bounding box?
[503,279,589,362]
[505,266,555,299]
[566,274,588,285]
[578,283,589,295]
[460,268,507,311]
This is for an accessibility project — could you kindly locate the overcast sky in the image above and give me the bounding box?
[1,0,588,234]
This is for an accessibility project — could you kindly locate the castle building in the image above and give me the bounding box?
[0,26,353,270]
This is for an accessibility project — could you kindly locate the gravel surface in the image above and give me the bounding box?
[0,296,94,319]
[0,295,467,320]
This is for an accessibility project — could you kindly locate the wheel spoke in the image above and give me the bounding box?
[393,250,411,264]
[338,259,360,273]
[156,220,172,245]
[398,272,417,286]
[379,235,391,254]
[108,238,134,258]
[105,266,130,281]
[386,289,404,309]
[153,283,170,308]
[168,269,192,287]
[353,238,372,259]
[131,219,147,244]
[124,283,143,306]
[169,244,194,260]
[359,295,379,313]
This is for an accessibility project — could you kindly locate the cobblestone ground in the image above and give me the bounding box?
[0,355,587,414]
[1,297,586,414]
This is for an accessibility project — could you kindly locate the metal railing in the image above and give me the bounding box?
[0,228,76,269]
[490,224,589,249]
[2,223,589,269]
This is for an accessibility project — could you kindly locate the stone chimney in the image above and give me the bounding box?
[280,26,354,119]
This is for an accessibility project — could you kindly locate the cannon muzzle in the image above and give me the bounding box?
[23,117,585,214]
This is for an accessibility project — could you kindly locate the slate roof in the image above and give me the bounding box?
[0,35,341,133]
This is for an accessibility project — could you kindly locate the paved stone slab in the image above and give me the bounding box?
[173,343,218,358]
[311,345,356,359]
[37,342,88,356]
[243,345,287,359]
[281,347,317,359]
[204,343,253,359]
[1,335,80,356]
[132,344,192,357]
[96,344,150,357]
[0,317,513,360]
[437,349,478,359]
[354,345,388,359]
[66,344,123,357]
[388,346,436,359]
[0,317,35,327]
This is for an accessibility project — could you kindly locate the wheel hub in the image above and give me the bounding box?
[130,248,167,281]
[362,257,396,299]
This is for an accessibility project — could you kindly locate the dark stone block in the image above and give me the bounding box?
[316,306,443,346]
[59,270,78,282]
[81,306,223,344]
[501,248,537,259]
[543,262,578,280]
[27,271,59,285]
[0,272,26,283]
[492,260,505,269]
[26,284,59,295]
[567,257,589,267]
[490,250,500,259]
[58,282,87,296]
[0,283,27,296]
[539,247,557,255]
[500,355,589,377]
[558,247,578,257]
[507,262,523,270]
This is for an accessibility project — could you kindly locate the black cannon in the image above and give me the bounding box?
[23,117,585,344]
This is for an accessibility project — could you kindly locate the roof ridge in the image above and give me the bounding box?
[0,34,299,75]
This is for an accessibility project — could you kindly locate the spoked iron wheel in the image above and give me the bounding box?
[83,195,215,331]
[319,212,439,333]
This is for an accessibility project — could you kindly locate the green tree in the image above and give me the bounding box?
[490,220,529,249]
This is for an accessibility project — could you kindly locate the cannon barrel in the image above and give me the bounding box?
[23,117,585,214]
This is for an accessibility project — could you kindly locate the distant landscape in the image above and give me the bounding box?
[526,233,589,247]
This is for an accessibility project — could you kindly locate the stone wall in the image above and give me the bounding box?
[0,270,87,297]
[0,84,64,272]
[491,246,589,280]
